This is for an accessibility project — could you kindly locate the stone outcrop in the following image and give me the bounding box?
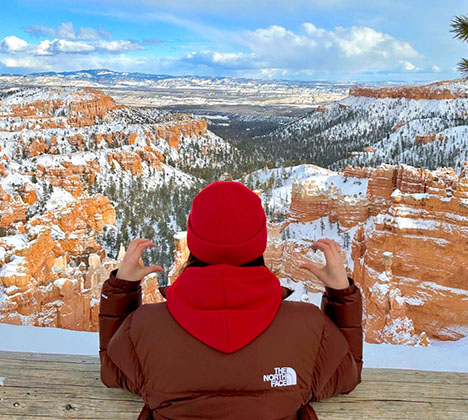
[0,202,164,332]
[35,160,101,197]
[108,151,143,176]
[156,119,208,150]
[0,198,29,228]
[288,163,468,344]
[0,88,118,128]
[350,80,468,100]
[415,133,446,145]
[168,232,191,284]
[288,177,370,228]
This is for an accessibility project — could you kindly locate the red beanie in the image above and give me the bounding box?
[186,181,267,266]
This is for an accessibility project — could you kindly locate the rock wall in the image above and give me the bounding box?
[289,177,370,228]
[0,198,164,332]
[156,119,208,150]
[289,163,468,344]
[349,80,468,100]
[0,88,118,128]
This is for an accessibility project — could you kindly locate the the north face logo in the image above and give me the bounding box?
[263,367,297,387]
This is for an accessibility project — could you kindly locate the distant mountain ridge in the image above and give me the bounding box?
[7,68,415,87]
[256,79,468,174]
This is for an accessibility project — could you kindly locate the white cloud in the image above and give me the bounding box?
[27,22,112,41]
[0,56,43,68]
[96,40,144,52]
[432,64,441,72]
[181,23,422,76]
[79,27,112,41]
[0,36,29,52]
[34,39,143,54]
[0,52,150,73]
[56,22,77,40]
[0,22,144,61]
[48,39,96,53]
[182,51,255,69]
[401,60,417,71]
[37,40,52,56]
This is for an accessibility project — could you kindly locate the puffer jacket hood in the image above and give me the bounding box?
[165,264,283,354]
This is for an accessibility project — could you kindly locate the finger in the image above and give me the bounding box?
[299,262,322,274]
[134,241,155,258]
[143,264,165,276]
[127,238,149,254]
[128,240,154,262]
[315,238,338,254]
[312,241,336,265]
[320,238,340,254]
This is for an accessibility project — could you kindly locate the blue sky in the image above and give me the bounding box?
[1,0,468,81]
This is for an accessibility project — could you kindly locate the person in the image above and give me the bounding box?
[99,180,363,420]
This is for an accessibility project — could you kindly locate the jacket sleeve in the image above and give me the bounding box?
[309,277,363,402]
[99,268,145,397]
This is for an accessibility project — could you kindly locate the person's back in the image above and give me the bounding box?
[99,181,363,420]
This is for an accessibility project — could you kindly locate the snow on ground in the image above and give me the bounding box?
[0,320,466,372]
[364,336,468,372]
[241,163,368,214]
[0,323,98,355]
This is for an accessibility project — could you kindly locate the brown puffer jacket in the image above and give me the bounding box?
[99,263,363,420]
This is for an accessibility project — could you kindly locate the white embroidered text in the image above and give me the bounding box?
[263,367,297,387]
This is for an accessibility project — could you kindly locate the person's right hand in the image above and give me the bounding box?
[299,238,349,290]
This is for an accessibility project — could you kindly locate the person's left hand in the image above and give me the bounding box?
[116,238,164,282]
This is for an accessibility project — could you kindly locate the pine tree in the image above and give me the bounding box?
[451,14,468,77]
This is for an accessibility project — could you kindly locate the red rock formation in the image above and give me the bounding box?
[156,120,208,150]
[128,132,138,145]
[0,185,29,227]
[136,146,164,170]
[415,134,437,145]
[286,163,468,344]
[350,80,468,100]
[16,183,37,205]
[0,193,163,331]
[29,137,49,157]
[0,88,118,128]
[393,122,406,132]
[67,134,84,150]
[0,88,219,333]
[288,177,370,228]
[34,159,102,196]
[108,151,143,175]
[168,232,191,284]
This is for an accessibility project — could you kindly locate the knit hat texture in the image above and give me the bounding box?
[186,181,267,265]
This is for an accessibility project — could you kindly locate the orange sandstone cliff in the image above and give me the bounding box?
[349,80,468,100]
[0,88,215,331]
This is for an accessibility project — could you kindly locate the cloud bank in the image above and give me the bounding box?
[0,20,442,79]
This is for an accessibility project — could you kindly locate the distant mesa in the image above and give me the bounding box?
[349,79,468,100]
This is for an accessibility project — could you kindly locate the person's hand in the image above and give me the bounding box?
[299,238,349,290]
[116,238,164,282]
